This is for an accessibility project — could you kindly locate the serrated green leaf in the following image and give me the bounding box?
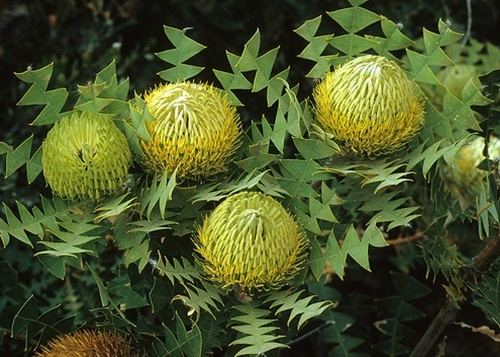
[309,197,338,223]
[96,60,117,84]
[158,27,206,64]
[26,145,43,184]
[330,34,378,57]
[372,17,413,58]
[35,242,93,258]
[38,255,66,279]
[327,6,379,34]
[158,64,205,82]
[127,219,176,233]
[15,63,69,126]
[343,225,370,271]
[324,313,364,357]
[172,281,224,321]
[5,135,33,178]
[266,290,333,329]
[309,233,346,279]
[124,239,150,272]
[423,28,454,66]
[363,222,388,248]
[294,15,322,41]
[406,50,440,85]
[278,159,329,197]
[360,160,413,193]
[230,304,287,357]
[437,18,463,46]
[266,68,290,106]
[156,26,206,81]
[1,204,33,247]
[154,255,200,285]
[191,170,268,203]
[140,169,177,219]
[236,152,277,173]
[236,29,261,72]
[293,138,337,160]
[94,194,137,223]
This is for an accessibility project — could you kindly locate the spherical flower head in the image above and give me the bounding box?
[42,112,132,200]
[195,191,308,291]
[443,136,500,207]
[438,64,477,98]
[36,329,140,357]
[313,55,425,156]
[140,82,242,179]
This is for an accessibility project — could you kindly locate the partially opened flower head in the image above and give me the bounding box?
[442,136,500,208]
[195,191,308,290]
[140,82,242,179]
[36,329,140,357]
[314,55,425,156]
[42,112,132,200]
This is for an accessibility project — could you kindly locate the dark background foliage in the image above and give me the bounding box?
[0,0,499,356]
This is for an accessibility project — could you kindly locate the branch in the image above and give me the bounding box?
[409,303,459,357]
[460,0,473,51]
[471,237,500,272]
[387,231,423,246]
[410,235,500,357]
[287,321,334,346]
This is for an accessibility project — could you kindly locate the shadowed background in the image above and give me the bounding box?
[0,1,499,356]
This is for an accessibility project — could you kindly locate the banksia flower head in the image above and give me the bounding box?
[438,64,477,98]
[42,112,132,200]
[36,329,140,357]
[140,82,242,179]
[442,136,500,208]
[314,55,425,156]
[195,191,308,290]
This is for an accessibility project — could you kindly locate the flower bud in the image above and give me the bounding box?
[141,82,242,179]
[442,136,500,207]
[36,330,139,357]
[195,191,308,290]
[438,64,477,98]
[313,55,424,156]
[42,112,132,200]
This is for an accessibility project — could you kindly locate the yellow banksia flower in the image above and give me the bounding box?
[42,112,132,200]
[195,191,308,290]
[36,329,140,357]
[314,55,425,156]
[140,82,242,179]
[442,136,500,208]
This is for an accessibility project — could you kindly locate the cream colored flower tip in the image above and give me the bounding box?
[42,111,132,200]
[36,329,140,357]
[443,136,500,206]
[314,55,425,157]
[140,82,242,179]
[195,191,308,290]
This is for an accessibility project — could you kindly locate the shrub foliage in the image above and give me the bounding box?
[1,0,499,355]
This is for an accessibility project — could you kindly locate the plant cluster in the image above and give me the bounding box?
[1,0,499,356]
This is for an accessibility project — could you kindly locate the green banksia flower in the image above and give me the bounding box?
[442,136,500,208]
[438,64,477,98]
[195,191,308,290]
[36,330,140,357]
[313,55,425,156]
[140,82,242,179]
[42,112,132,200]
